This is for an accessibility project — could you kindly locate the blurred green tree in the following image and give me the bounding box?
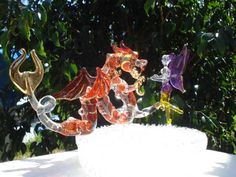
[0,0,235,161]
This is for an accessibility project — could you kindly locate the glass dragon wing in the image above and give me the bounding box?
[83,67,111,100]
[53,67,96,101]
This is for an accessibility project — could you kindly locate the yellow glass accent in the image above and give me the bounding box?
[155,92,183,124]
[9,49,44,95]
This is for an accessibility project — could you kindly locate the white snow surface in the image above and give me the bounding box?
[76,123,208,177]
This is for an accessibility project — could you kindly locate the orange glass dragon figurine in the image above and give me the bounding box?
[9,42,156,136]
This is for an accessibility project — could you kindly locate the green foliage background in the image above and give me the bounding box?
[0,0,235,161]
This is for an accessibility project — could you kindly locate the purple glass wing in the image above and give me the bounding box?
[169,44,190,93]
[170,75,185,93]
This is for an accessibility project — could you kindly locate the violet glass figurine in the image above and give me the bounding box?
[150,44,190,124]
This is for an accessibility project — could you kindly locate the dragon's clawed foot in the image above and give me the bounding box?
[134,76,145,96]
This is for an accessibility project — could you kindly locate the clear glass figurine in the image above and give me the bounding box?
[150,44,190,124]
